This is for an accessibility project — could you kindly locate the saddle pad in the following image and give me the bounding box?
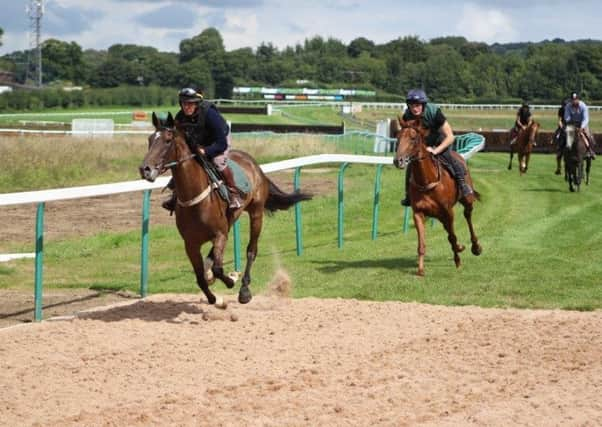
[227,159,252,194]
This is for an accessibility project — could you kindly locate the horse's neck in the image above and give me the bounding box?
[172,142,211,200]
[411,146,439,185]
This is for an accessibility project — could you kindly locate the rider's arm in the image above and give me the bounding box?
[564,106,572,126]
[581,103,589,129]
[203,108,229,158]
[430,121,454,155]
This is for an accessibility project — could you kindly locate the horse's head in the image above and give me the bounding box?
[139,112,179,182]
[393,117,429,169]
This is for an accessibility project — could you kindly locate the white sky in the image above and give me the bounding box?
[0,0,600,55]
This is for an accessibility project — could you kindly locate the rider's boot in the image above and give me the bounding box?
[162,177,177,214]
[220,165,243,210]
[451,158,475,202]
[400,167,411,207]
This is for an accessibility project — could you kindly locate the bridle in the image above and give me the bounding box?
[397,125,442,192]
[153,126,197,172]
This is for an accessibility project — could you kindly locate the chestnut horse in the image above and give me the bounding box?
[393,118,482,276]
[508,121,540,174]
[139,112,312,305]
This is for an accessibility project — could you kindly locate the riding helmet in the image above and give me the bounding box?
[406,89,428,105]
[178,87,203,104]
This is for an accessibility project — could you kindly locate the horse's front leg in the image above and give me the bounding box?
[184,240,216,305]
[439,209,464,268]
[461,200,482,256]
[413,211,427,276]
[508,150,514,170]
[210,232,236,289]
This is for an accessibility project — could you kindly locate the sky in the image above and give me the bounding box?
[0,0,601,56]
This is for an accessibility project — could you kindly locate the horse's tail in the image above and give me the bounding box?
[265,178,313,212]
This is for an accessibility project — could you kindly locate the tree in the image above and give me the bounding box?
[41,39,85,83]
[348,37,375,58]
[179,28,225,67]
[0,27,3,47]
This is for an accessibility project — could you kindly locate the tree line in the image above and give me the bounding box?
[1,27,602,109]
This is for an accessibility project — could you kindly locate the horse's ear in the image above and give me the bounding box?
[152,112,159,129]
[166,112,174,128]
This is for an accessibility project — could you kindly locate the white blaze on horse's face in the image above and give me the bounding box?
[566,125,575,149]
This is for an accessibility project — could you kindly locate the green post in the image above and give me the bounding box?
[34,202,45,322]
[294,167,303,256]
[403,206,411,234]
[140,190,151,298]
[233,220,241,271]
[337,162,350,248]
[371,164,384,240]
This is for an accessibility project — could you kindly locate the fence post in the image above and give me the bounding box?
[294,167,303,255]
[233,220,242,271]
[371,164,384,240]
[337,162,350,248]
[34,202,45,322]
[140,190,151,298]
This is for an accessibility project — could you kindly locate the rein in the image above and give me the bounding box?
[158,127,221,208]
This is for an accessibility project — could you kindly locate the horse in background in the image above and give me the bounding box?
[508,121,540,175]
[564,124,592,192]
[393,118,482,276]
[139,112,312,306]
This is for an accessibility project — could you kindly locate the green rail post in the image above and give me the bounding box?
[34,202,45,322]
[233,220,242,271]
[140,190,151,298]
[337,162,350,248]
[403,206,411,234]
[371,164,384,240]
[293,167,303,256]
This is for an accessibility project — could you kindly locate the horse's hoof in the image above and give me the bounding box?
[416,270,425,277]
[228,271,241,284]
[554,170,561,175]
[205,294,216,305]
[238,286,252,304]
[471,244,482,256]
[457,244,465,253]
[214,296,228,310]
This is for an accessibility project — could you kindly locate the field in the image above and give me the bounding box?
[1,107,602,425]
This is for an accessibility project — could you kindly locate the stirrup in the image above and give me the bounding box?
[162,193,176,215]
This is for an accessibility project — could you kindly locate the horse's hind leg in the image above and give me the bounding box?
[462,200,482,256]
[586,158,591,185]
[239,208,264,304]
[508,151,514,170]
[184,240,216,305]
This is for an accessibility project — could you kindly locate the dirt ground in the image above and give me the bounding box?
[2,172,602,425]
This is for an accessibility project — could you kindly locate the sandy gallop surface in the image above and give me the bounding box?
[1,289,601,427]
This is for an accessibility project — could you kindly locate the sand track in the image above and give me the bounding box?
[1,293,601,426]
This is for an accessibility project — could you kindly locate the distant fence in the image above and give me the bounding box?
[231,122,345,134]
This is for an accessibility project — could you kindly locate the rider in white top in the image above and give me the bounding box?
[564,92,595,159]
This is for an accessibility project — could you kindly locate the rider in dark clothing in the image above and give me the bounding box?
[399,89,475,207]
[509,102,534,145]
[162,88,242,212]
[554,98,569,174]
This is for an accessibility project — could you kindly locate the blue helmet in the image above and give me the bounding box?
[406,89,428,104]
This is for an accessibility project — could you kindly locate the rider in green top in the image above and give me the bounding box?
[400,89,475,206]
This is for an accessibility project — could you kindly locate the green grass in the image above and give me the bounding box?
[1,153,601,310]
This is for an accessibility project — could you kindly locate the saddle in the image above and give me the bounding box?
[197,156,251,203]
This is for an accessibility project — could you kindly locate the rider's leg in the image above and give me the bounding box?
[400,166,411,207]
[583,128,596,159]
[442,150,474,199]
[509,127,518,145]
[162,177,177,213]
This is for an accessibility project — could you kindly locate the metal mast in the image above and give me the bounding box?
[27,0,44,86]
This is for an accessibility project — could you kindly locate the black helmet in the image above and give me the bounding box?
[178,87,203,104]
[406,88,428,104]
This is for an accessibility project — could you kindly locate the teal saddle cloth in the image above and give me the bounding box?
[200,157,252,202]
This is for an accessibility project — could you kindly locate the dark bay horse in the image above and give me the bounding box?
[139,112,312,305]
[564,124,592,192]
[508,121,540,174]
[393,118,482,276]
